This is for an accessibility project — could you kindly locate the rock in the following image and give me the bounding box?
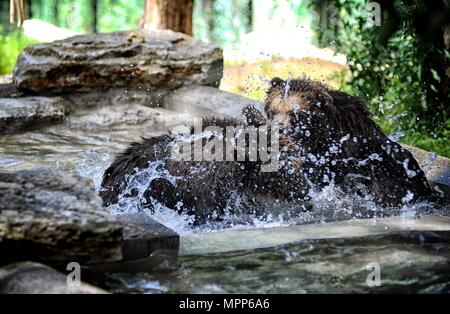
[61,87,172,110]
[65,103,194,131]
[402,144,450,200]
[163,85,260,118]
[120,213,179,261]
[0,168,123,265]
[13,30,223,93]
[0,262,106,294]
[0,84,21,97]
[0,97,67,133]
[80,213,179,274]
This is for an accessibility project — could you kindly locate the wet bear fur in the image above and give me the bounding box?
[264,77,432,206]
[100,77,433,224]
[100,114,310,224]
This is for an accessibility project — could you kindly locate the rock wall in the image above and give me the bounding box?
[13,30,223,93]
[0,168,123,265]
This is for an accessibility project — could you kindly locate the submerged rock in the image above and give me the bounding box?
[13,30,223,93]
[0,168,123,265]
[0,262,106,294]
[0,97,67,133]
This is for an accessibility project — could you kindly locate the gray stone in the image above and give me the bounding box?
[61,87,172,111]
[0,97,67,133]
[13,30,223,93]
[163,85,260,118]
[82,249,178,274]
[0,168,123,265]
[0,262,107,294]
[120,213,179,261]
[0,84,20,97]
[81,213,179,274]
[402,144,450,200]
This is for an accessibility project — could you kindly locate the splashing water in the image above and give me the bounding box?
[98,143,436,236]
[0,88,444,236]
[72,149,113,191]
[90,100,443,235]
[284,78,291,101]
[104,159,197,234]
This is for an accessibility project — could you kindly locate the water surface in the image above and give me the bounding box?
[1,102,449,293]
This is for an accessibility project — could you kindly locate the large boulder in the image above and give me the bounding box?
[13,30,223,93]
[0,168,123,265]
[0,97,67,133]
[0,262,106,294]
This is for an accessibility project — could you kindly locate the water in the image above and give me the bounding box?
[0,103,192,180]
[1,101,449,293]
[102,231,450,294]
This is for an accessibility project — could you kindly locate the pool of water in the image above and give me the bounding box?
[102,231,450,294]
[1,102,449,293]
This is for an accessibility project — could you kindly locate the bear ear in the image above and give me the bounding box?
[269,77,284,88]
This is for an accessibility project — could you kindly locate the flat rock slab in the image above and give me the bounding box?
[120,212,179,261]
[0,97,67,133]
[0,168,123,265]
[81,213,179,273]
[13,30,223,93]
[180,214,450,255]
[0,262,106,294]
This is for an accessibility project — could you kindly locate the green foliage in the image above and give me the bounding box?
[193,0,254,49]
[308,0,450,157]
[30,0,145,33]
[96,0,145,32]
[0,28,36,75]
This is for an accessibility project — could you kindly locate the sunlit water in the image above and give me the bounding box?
[0,101,449,293]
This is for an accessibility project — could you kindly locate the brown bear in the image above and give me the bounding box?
[264,77,432,206]
[100,77,433,225]
[100,113,311,225]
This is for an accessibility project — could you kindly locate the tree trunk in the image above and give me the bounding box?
[53,0,58,26]
[245,0,253,33]
[89,0,98,33]
[141,0,194,36]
